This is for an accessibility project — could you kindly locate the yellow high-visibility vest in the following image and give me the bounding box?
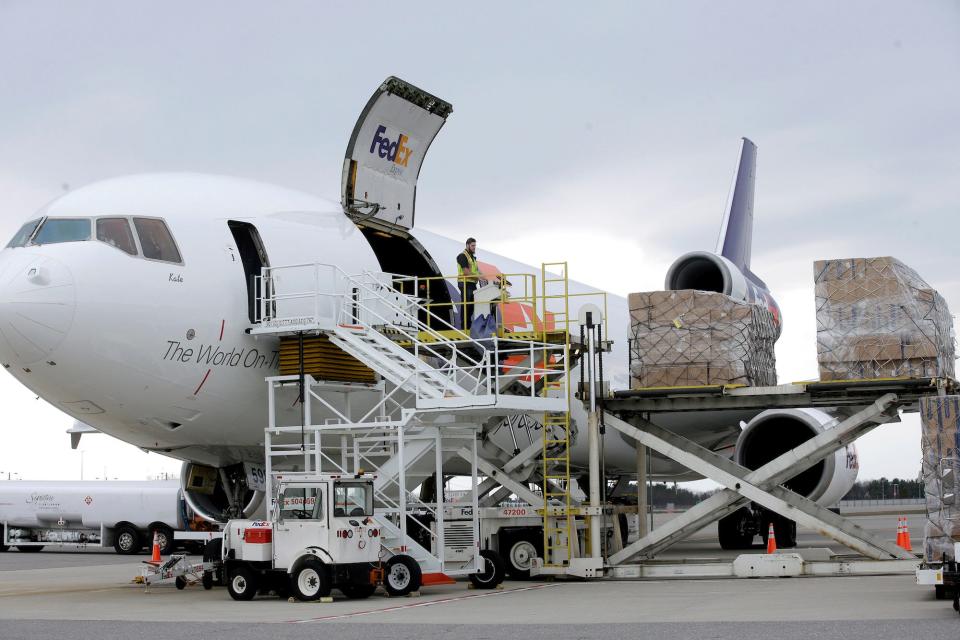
[457,250,479,282]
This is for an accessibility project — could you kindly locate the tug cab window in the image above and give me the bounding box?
[280,486,324,521]
[333,482,373,517]
[133,218,182,263]
[5,219,41,248]
[96,218,138,255]
[32,218,91,245]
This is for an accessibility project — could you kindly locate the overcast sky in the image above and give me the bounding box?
[0,1,957,485]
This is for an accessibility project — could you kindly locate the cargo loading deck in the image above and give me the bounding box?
[591,376,957,575]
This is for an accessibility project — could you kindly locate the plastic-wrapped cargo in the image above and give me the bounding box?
[814,257,955,382]
[920,395,960,562]
[628,290,778,388]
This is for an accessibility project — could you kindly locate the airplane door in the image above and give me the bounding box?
[341,76,453,231]
[228,221,271,323]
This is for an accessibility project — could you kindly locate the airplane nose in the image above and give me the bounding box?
[0,251,76,365]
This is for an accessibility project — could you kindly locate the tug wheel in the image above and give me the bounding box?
[384,555,422,596]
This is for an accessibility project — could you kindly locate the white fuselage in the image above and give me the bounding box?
[0,173,748,478]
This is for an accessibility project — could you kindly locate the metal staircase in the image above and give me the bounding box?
[251,260,585,578]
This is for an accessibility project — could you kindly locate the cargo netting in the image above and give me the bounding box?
[815,257,956,382]
[920,396,960,562]
[628,290,778,388]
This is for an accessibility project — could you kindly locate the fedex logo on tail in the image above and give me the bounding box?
[370,125,412,167]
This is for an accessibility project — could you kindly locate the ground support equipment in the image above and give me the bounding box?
[134,554,216,590]
[599,378,953,573]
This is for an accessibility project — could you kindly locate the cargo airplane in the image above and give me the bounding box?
[0,77,856,551]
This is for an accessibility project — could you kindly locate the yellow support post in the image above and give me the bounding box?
[539,262,573,568]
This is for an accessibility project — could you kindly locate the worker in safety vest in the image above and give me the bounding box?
[456,237,481,329]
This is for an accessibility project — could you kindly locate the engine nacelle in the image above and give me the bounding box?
[180,461,264,524]
[734,408,858,506]
[665,251,749,301]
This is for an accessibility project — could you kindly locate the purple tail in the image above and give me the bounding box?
[715,138,757,271]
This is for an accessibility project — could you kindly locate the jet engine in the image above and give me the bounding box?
[735,408,858,506]
[180,462,264,524]
[718,408,859,549]
[664,251,749,302]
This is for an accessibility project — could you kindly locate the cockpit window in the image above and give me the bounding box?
[133,218,182,263]
[96,218,138,255]
[32,218,92,245]
[5,219,41,248]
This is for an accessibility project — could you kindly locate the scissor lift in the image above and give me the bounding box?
[596,377,956,576]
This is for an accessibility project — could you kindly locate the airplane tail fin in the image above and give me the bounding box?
[714,138,757,270]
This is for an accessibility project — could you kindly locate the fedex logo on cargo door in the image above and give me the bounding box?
[369,125,413,167]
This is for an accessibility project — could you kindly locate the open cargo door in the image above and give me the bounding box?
[341,76,453,231]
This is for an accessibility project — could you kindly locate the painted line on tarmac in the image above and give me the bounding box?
[0,586,129,598]
[290,582,561,623]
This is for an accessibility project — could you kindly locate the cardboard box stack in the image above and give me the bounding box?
[628,290,778,388]
[920,396,960,562]
[815,257,955,381]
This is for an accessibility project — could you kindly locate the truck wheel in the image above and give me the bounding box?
[114,525,142,555]
[507,539,538,579]
[469,549,506,589]
[384,555,422,597]
[291,558,330,601]
[151,526,175,555]
[227,565,258,601]
[16,545,44,553]
[340,584,377,599]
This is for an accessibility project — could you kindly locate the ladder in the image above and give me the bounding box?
[539,262,574,567]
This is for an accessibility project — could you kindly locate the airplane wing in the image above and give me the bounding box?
[341,76,453,231]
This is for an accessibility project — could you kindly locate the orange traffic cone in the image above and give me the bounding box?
[766,522,777,554]
[902,516,913,551]
[150,531,161,563]
[895,517,909,550]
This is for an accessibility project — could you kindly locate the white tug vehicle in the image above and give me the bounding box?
[222,472,421,601]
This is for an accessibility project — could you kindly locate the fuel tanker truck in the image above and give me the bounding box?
[0,480,197,555]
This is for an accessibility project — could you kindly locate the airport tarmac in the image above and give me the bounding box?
[1,512,956,640]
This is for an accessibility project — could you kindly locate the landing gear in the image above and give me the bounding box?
[718,507,756,550]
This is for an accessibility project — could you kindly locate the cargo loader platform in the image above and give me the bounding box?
[592,377,957,572]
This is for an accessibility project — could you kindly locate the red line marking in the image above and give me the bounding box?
[192,369,211,395]
[219,319,225,340]
[288,582,558,623]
